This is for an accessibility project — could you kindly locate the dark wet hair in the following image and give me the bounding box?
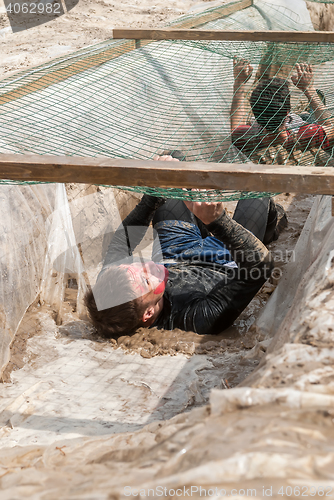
[250,78,291,132]
[84,266,146,339]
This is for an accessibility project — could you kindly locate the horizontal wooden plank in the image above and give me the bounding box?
[112,28,334,43]
[0,154,334,195]
[166,0,252,30]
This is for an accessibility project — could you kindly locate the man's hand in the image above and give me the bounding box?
[231,57,253,131]
[153,154,179,162]
[184,200,225,225]
[291,63,315,93]
[233,57,253,87]
[291,63,334,137]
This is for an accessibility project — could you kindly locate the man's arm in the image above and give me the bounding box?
[230,58,253,131]
[180,201,272,334]
[292,63,334,144]
[102,194,165,269]
[230,58,278,152]
[102,155,179,269]
[185,200,271,272]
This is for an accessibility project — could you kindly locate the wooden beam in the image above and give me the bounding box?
[0,0,251,107]
[165,0,252,30]
[112,28,334,43]
[1,154,334,195]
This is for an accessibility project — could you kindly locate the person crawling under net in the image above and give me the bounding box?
[230,60,334,154]
[84,155,287,339]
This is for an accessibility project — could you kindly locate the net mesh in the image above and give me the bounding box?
[0,0,333,201]
[305,0,334,3]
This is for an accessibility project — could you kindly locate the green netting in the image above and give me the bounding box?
[303,0,334,3]
[0,180,277,202]
[108,186,279,202]
[0,0,333,201]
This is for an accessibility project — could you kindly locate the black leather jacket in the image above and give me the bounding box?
[102,195,272,335]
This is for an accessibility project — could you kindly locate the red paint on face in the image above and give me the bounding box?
[120,262,168,297]
[153,266,169,295]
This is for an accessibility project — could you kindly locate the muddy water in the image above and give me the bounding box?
[116,281,276,359]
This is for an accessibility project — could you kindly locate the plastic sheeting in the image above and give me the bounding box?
[0,184,56,373]
[0,183,134,377]
[249,195,334,353]
[0,195,333,498]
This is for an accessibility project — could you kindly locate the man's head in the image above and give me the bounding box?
[85,261,168,339]
[250,78,291,132]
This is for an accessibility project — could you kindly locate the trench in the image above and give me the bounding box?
[0,192,313,447]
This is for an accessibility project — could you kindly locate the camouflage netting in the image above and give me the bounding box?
[0,0,333,201]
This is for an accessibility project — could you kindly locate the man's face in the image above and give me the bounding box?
[120,261,169,301]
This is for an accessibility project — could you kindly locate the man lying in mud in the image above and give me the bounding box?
[85,155,287,339]
[231,60,334,154]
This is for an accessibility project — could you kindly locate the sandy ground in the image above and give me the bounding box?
[0,0,334,81]
[0,0,215,79]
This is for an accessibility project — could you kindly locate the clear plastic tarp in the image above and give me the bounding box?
[0,195,333,498]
